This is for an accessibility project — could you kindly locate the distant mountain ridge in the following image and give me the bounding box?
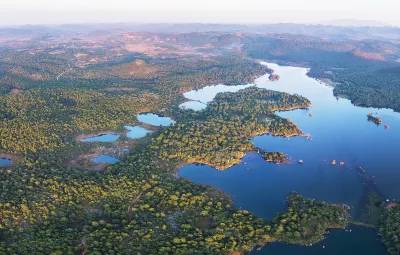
[317,19,391,27]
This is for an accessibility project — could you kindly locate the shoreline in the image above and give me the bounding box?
[0,153,22,168]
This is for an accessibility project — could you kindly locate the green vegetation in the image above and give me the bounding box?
[353,166,386,227]
[334,67,400,112]
[153,87,309,169]
[0,89,167,155]
[0,32,358,254]
[244,34,400,112]
[271,192,348,245]
[261,151,288,164]
[379,205,400,255]
[367,114,383,125]
[0,79,344,254]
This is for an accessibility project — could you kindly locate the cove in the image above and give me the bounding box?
[125,125,153,139]
[90,155,119,164]
[179,62,400,254]
[137,113,175,126]
[83,134,120,143]
[181,83,253,111]
[0,158,12,166]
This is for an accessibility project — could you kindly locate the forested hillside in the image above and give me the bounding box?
[244,34,400,112]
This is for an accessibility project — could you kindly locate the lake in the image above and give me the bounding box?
[251,225,386,255]
[179,101,208,111]
[125,125,153,139]
[181,83,253,111]
[83,134,120,143]
[90,155,120,164]
[179,62,398,254]
[0,158,12,166]
[137,113,175,126]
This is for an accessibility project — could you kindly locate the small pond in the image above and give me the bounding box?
[0,158,12,166]
[125,126,153,139]
[179,101,207,111]
[90,155,120,164]
[83,134,120,143]
[137,113,175,126]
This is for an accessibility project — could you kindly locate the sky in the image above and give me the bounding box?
[0,0,399,26]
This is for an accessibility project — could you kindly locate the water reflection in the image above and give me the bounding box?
[125,125,153,139]
[83,134,120,143]
[90,155,119,164]
[137,113,175,126]
[0,158,12,166]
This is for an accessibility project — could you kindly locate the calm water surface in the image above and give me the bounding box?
[182,83,253,110]
[83,134,120,143]
[251,225,386,255]
[137,113,175,126]
[179,101,208,111]
[125,126,153,139]
[90,155,119,164]
[179,62,399,254]
[0,158,12,166]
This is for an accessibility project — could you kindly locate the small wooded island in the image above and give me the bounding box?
[268,70,280,81]
[261,150,289,164]
[269,73,280,81]
[368,113,382,125]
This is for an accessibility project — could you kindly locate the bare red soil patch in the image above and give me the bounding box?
[9,88,21,94]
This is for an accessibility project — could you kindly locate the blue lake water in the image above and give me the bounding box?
[182,83,253,111]
[0,158,12,166]
[179,101,208,111]
[90,155,120,164]
[125,125,153,139]
[179,62,399,254]
[83,134,120,143]
[251,225,386,255]
[137,113,175,126]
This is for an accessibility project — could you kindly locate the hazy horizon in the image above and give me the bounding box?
[1,0,399,27]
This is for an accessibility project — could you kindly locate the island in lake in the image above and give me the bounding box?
[261,150,289,164]
[368,113,382,125]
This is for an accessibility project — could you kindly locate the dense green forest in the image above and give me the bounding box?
[0,89,168,154]
[6,30,398,253]
[244,34,400,112]
[379,205,400,255]
[261,151,288,164]
[0,75,346,254]
[334,67,400,112]
[271,192,348,245]
[151,87,309,169]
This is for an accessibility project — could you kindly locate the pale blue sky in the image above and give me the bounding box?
[0,0,399,26]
